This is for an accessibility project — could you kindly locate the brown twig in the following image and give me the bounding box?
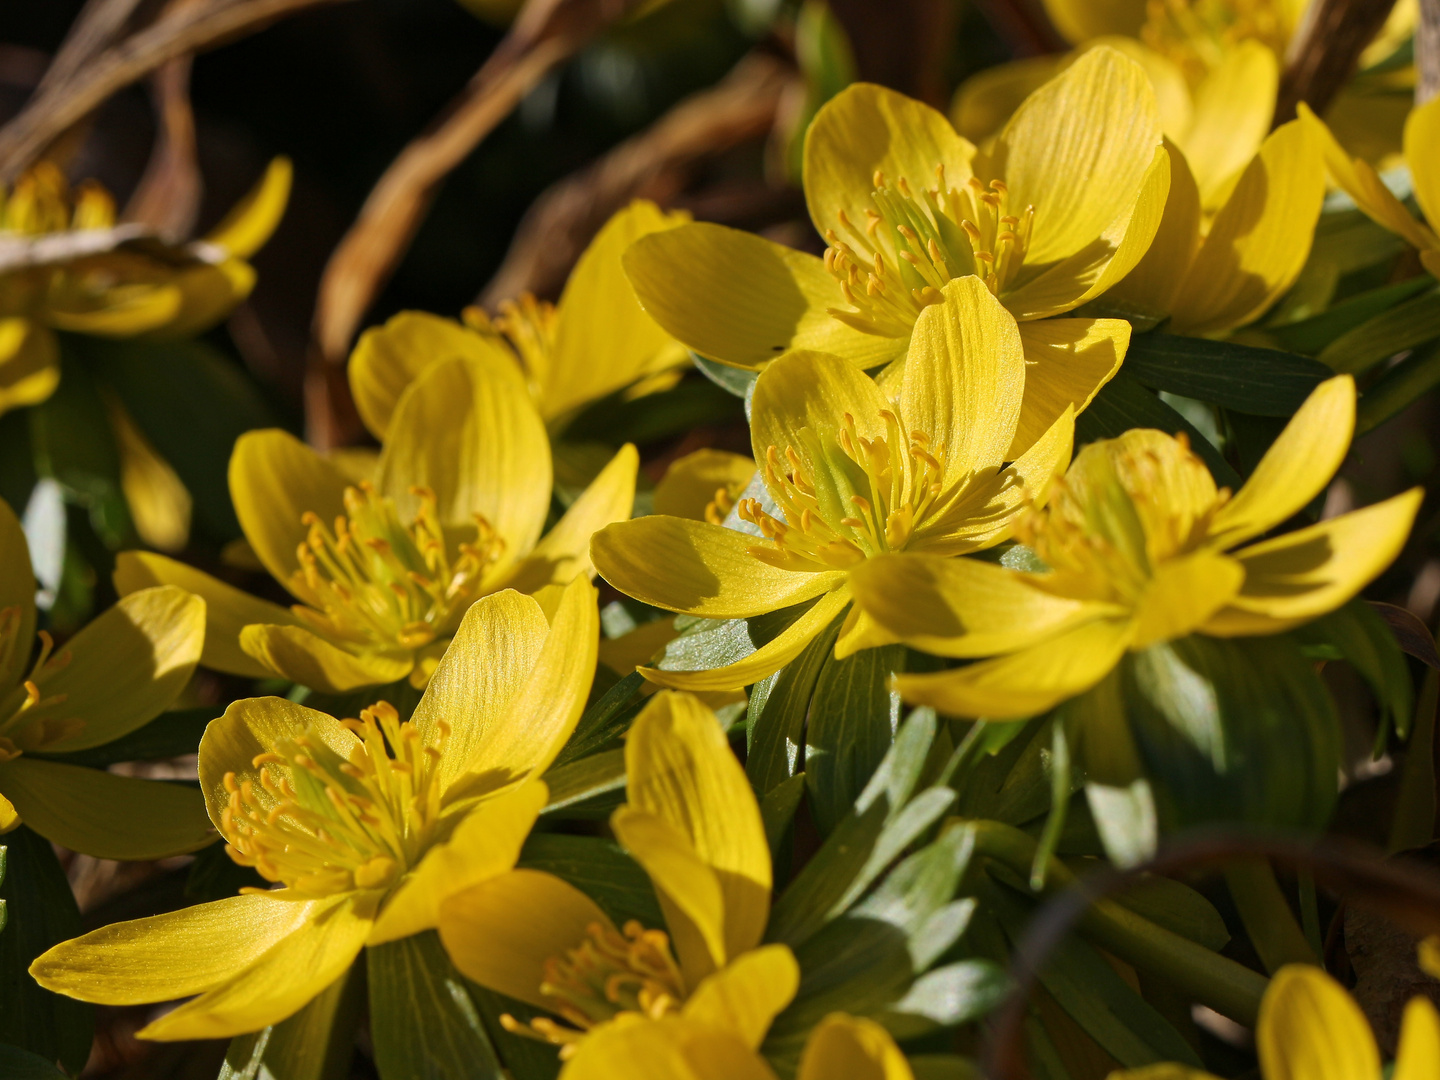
[0,0,355,182]
[306,0,650,448]
[1274,0,1400,123]
[122,55,201,238]
[1420,0,1440,104]
[35,0,149,97]
[478,51,793,308]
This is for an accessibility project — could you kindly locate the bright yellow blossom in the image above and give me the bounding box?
[561,1010,918,1080]
[0,158,290,415]
[623,49,1163,443]
[348,199,691,438]
[1106,118,1327,334]
[1110,963,1440,1080]
[590,279,1082,691]
[437,691,795,1066]
[849,375,1420,719]
[30,578,598,1041]
[114,354,636,692]
[0,497,211,859]
[1301,96,1440,280]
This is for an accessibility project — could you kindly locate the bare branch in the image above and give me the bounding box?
[1274,0,1399,123]
[1420,0,1440,104]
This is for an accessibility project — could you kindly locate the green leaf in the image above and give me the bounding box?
[0,827,92,1074]
[1123,333,1330,416]
[1121,634,1341,832]
[1083,780,1157,870]
[35,706,213,768]
[1357,341,1440,434]
[97,337,281,539]
[368,931,503,1080]
[562,377,742,446]
[1075,372,1241,488]
[553,670,646,768]
[517,834,662,928]
[879,960,1012,1038]
[747,612,842,796]
[909,1055,982,1080]
[1390,669,1439,853]
[219,965,362,1080]
[462,984,561,1080]
[185,836,265,901]
[1292,598,1413,740]
[806,643,906,836]
[1062,858,1230,952]
[1317,287,1440,374]
[1268,276,1434,354]
[760,773,807,867]
[0,1044,68,1080]
[691,353,758,404]
[654,601,815,677]
[538,748,626,820]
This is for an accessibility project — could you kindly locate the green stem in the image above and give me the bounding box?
[1224,859,1319,974]
[969,820,1268,1026]
[1357,341,1440,434]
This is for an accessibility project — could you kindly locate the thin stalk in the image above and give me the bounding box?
[1224,858,1320,974]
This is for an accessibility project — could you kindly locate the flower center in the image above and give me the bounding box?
[221,701,450,897]
[465,294,557,389]
[0,616,82,755]
[287,481,504,659]
[1,163,116,236]
[1140,0,1286,84]
[823,168,1034,337]
[500,921,685,1058]
[1018,434,1230,606]
[739,409,947,570]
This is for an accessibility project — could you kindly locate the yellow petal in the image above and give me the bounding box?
[149,260,253,340]
[612,805,728,986]
[198,696,359,832]
[682,944,799,1050]
[1085,38,1190,142]
[138,892,373,1040]
[654,449,757,522]
[34,586,203,752]
[500,443,637,595]
[901,277,1025,481]
[114,551,300,680]
[798,1013,915,1080]
[348,311,524,441]
[229,428,350,589]
[593,515,845,618]
[413,576,597,792]
[204,157,292,258]
[894,616,1135,719]
[1010,318,1127,458]
[622,691,770,969]
[1130,549,1245,649]
[546,200,691,420]
[1394,994,1440,1080]
[1205,489,1422,635]
[750,348,893,469]
[377,355,551,572]
[0,318,59,415]
[1300,103,1437,252]
[109,396,192,551]
[1040,0,1145,43]
[1424,249,1440,279]
[1405,97,1440,241]
[44,281,182,337]
[848,553,1112,657]
[1207,375,1354,548]
[1169,118,1327,335]
[0,757,212,859]
[563,1014,778,1080]
[950,56,1063,144]
[368,779,546,944]
[238,623,413,693]
[623,224,905,371]
[803,82,977,248]
[31,892,322,1004]
[1180,42,1278,210]
[0,495,36,693]
[0,789,16,833]
[438,868,613,1008]
[1107,140,1201,322]
[1000,145,1171,320]
[640,586,852,692]
[1257,965,1380,1080]
[995,47,1161,268]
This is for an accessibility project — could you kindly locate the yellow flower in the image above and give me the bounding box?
[590,279,1083,692]
[560,1010,917,1080]
[1111,963,1440,1080]
[30,577,598,1041]
[1105,117,1327,334]
[1300,96,1440,280]
[114,354,637,692]
[848,375,1420,719]
[436,691,794,1066]
[0,497,211,859]
[348,199,691,437]
[622,49,1164,435]
[0,158,290,415]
